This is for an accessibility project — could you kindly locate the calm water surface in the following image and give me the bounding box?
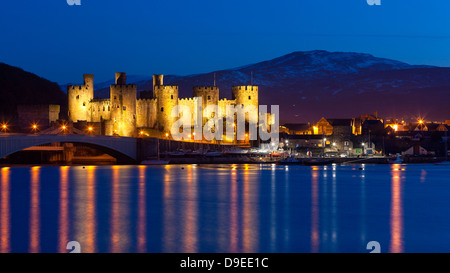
[0,163,450,253]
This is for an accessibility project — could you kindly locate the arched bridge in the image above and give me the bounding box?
[0,134,138,161]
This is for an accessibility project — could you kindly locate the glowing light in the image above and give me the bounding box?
[165,133,169,138]
[419,120,423,124]
[88,127,93,131]
[393,125,398,132]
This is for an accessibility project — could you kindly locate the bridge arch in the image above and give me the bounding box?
[0,134,137,162]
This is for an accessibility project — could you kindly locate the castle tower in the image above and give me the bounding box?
[110,72,137,137]
[153,74,179,133]
[68,74,94,122]
[232,85,259,122]
[193,86,219,125]
[153,74,164,98]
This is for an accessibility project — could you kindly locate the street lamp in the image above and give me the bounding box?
[166,132,170,151]
[31,123,38,134]
[1,124,7,133]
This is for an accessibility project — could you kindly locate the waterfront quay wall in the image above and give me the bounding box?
[137,138,236,161]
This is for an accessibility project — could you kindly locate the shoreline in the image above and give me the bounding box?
[1,156,448,168]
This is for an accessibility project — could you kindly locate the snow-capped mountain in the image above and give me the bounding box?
[73,50,450,123]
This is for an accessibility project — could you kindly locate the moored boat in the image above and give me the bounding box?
[276,157,302,165]
[303,159,333,166]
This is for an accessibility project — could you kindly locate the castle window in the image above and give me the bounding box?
[76,95,80,99]
[123,106,127,111]
[108,106,110,111]
[171,95,173,100]
[161,107,164,112]
[114,96,117,100]
[83,102,86,107]
[248,96,251,100]
[103,106,105,111]
[208,96,211,100]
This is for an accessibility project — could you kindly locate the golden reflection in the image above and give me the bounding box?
[229,169,238,252]
[58,166,69,253]
[331,166,337,251]
[163,166,176,252]
[85,166,96,253]
[183,165,198,252]
[137,166,146,253]
[110,166,120,252]
[242,167,258,252]
[311,168,319,253]
[1,167,10,253]
[29,166,40,253]
[270,165,276,252]
[389,164,404,253]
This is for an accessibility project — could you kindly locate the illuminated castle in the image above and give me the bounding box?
[68,73,259,137]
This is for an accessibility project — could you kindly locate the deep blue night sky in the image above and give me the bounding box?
[1,0,450,84]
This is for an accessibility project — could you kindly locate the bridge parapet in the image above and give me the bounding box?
[0,134,138,161]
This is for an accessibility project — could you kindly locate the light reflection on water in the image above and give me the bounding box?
[1,163,450,252]
[29,166,40,253]
[0,167,10,253]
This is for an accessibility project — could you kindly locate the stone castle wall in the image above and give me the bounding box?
[68,73,259,138]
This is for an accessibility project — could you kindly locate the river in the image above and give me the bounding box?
[0,163,449,253]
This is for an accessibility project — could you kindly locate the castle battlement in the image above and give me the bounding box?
[154,85,179,90]
[219,98,236,102]
[137,98,157,103]
[90,98,110,103]
[232,85,258,92]
[68,85,89,90]
[193,86,219,91]
[178,97,199,102]
[110,84,137,88]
